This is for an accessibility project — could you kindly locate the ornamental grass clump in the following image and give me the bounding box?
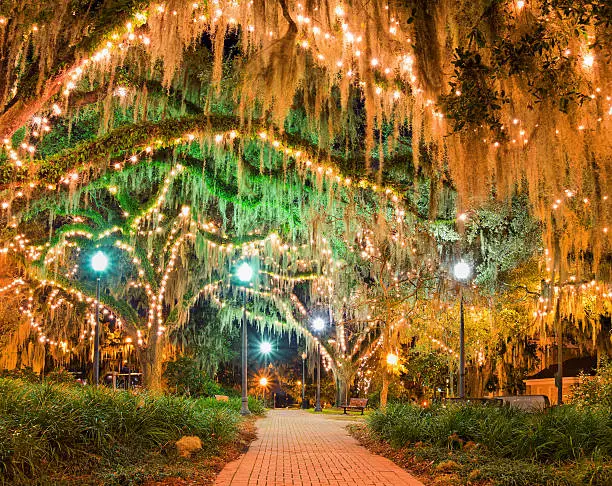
[367,402,612,462]
[0,378,240,483]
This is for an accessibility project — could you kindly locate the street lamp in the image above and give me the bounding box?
[91,251,108,386]
[236,261,255,415]
[258,376,268,407]
[453,260,471,399]
[386,352,399,366]
[454,261,471,280]
[301,352,307,408]
[237,262,254,283]
[260,340,272,369]
[311,317,325,412]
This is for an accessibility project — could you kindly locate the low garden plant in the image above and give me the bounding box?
[0,377,253,484]
[368,402,612,462]
[363,402,612,485]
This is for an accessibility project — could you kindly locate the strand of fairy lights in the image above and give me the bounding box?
[1,0,607,174]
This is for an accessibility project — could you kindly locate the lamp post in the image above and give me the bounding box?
[312,317,325,412]
[453,260,471,399]
[91,251,109,386]
[301,352,307,408]
[237,261,254,415]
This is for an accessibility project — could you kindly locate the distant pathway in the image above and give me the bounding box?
[214,410,424,486]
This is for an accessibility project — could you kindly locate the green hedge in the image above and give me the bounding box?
[0,378,242,482]
[368,402,612,462]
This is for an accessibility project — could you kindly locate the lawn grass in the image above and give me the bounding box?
[0,378,262,485]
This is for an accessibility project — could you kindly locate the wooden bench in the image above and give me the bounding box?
[342,398,368,415]
[214,395,229,402]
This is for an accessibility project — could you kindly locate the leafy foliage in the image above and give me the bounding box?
[368,402,612,462]
[0,378,241,483]
[163,356,222,398]
[466,190,542,291]
[571,359,612,409]
[440,47,510,135]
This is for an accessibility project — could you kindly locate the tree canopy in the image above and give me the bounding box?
[0,0,609,394]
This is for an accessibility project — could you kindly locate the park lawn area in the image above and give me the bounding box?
[0,378,262,485]
[350,402,612,486]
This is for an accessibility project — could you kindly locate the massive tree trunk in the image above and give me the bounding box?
[380,370,389,408]
[337,376,350,406]
[142,327,164,392]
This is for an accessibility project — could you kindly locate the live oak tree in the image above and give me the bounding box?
[0,1,610,394]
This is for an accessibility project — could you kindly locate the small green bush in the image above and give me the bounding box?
[571,359,612,409]
[163,356,222,397]
[368,402,612,462]
[44,368,76,384]
[0,378,241,483]
[0,367,39,383]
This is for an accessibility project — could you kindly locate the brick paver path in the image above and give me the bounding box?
[215,410,424,486]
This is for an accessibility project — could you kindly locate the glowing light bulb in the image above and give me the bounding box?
[312,317,325,331]
[454,261,471,280]
[237,262,254,282]
[386,353,399,366]
[91,252,109,272]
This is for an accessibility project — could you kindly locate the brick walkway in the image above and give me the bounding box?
[214,410,423,486]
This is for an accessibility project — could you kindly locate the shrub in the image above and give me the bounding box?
[0,367,39,383]
[367,402,612,462]
[0,378,241,483]
[571,359,612,409]
[163,356,222,397]
[44,368,76,384]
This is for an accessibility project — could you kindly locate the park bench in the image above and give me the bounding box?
[214,395,229,402]
[342,398,368,415]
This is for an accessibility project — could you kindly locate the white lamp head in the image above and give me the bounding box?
[91,251,109,272]
[454,261,471,281]
[386,353,399,366]
[260,342,272,354]
[312,317,325,332]
[237,262,254,283]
